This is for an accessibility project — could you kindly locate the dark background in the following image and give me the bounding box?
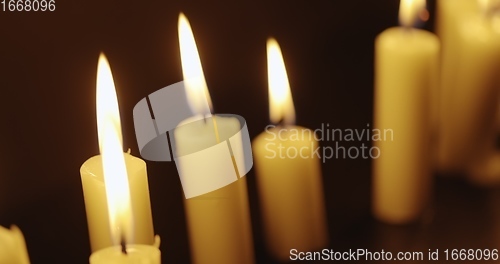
[1,0,500,263]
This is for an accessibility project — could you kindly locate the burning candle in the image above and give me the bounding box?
[89,245,160,264]
[174,13,255,264]
[0,225,30,264]
[372,0,438,224]
[252,38,328,260]
[436,0,500,183]
[80,54,159,262]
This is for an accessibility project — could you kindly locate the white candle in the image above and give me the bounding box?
[89,245,160,264]
[0,225,30,264]
[174,115,255,264]
[175,13,254,264]
[252,38,328,260]
[372,0,438,224]
[81,153,155,252]
[81,54,157,255]
[436,0,477,173]
[437,0,500,181]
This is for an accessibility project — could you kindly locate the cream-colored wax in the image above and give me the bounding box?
[439,6,500,179]
[173,115,255,264]
[0,225,30,264]
[252,126,328,260]
[89,244,160,264]
[437,0,500,177]
[373,27,439,224]
[436,0,478,172]
[80,153,155,252]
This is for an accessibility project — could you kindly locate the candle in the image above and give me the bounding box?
[0,225,30,264]
[372,0,438,224]
[80,54,156,253]
[174,13,254,264]
[435,0,476,173]
[252,38,328,260]
[89,245,160,264]
[436,0,500,182]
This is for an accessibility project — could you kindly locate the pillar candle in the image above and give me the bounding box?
[176,13,254,264]
[173,115,255,264]
[252,38,328,260]
[253,126,328,260]
[89,244,160,264]
[81,153,155,252]
[372,0,439,224]
[0,225,30,264]
[436,0,477,172]
[80,54,155,252]
[437,0,500,180]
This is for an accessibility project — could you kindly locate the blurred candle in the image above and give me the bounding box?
[0,225,30,264]
[80,54,156,252]
[437,0,500,181]
[175,13,254,264]
[373,0,438,224]
[435,0,476,173]
[252,38,328,260]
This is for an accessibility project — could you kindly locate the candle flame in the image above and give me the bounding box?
[96,53,133,245]
[178,12,212,117]
[399,0,426,27]
[267,38,295,125]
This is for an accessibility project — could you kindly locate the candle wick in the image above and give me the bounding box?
[121,238,128,255]
[402,25,413,33]
[276,117,285,129]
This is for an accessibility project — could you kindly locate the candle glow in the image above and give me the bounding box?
[96,53,134,245]
[478,0,500,14]
[266,38,295,126]
[399,0,426,27]
[178,13,212,116]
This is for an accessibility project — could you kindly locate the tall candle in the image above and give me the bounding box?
[175,13,254,264]
[372,0,438,224]
[80,54,156,252]
[0,225,30,264]
[435,0,477,170]
[252,38,328,260]
[437,0,500,181]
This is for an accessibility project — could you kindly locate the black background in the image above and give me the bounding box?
[2,0,500,263]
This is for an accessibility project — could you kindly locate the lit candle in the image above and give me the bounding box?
[252,38,328,260]
[89,245,160,264]
[0,225,30,264]
[174,13,255,264]
[372,0,438,224]
[436,0,500,182]
[80,54,159,261]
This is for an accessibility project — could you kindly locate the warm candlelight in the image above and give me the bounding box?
[89,245,160,264]
[0,225,30,264]
[96,54,134,245]
[372,0,438,224]
[252,38,328,260]
[174,12,255,264]
[80,54,157,254]
[437,0,500,183]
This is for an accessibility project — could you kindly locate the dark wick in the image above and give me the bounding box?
[121,238,127,255]
[276,117,285,128]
